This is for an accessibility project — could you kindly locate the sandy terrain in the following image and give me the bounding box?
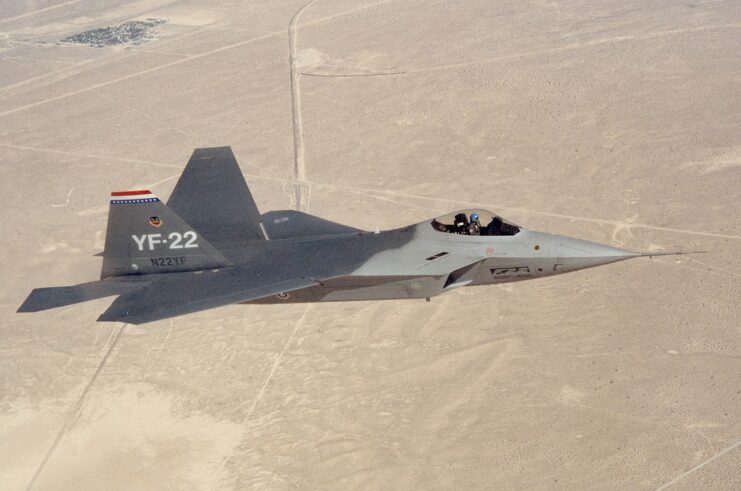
[1,0,739,489]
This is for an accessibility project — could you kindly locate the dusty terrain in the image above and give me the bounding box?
[1,0,739,489]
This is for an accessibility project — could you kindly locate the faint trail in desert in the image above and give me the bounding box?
[288,23,740,79]
[26,323,127,490]
[355,190,434,212]
[300,69,406,78]
[298,0,398,29]
[654,437,741,490]
[220,306,312,484]
[50,187,73,208]
[105,93,195,142]
[323,182,741,240]
[285,0,400,210]
[287,0,318,212]
[0,58,97,95]
[652,258,739,280]
[611,215,638,247]
[403,23,741,75]
[397,337,521,444]
[688,257,741,279]
[241,306,311,426]
[2,140,736,241]
[0,142,181,169]
[0,1,399,118]
[73,170,177,220]
[0,29,282,118]
[144,319,175,364]
[142,173,181,189]
[0,28,220,97]
[0,0,83,24]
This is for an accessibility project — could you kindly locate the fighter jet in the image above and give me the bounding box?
[18,147,688,324]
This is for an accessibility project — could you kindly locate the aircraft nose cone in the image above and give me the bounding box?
[557,238,639,271]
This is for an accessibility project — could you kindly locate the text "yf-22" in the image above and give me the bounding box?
[131,231,199,251]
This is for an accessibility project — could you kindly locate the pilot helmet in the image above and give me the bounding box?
[470,212,479,222]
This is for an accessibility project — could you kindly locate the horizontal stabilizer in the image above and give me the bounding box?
[18,280,146,313]
[97,269,319,324]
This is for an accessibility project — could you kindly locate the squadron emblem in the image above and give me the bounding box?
[149,216,162,227]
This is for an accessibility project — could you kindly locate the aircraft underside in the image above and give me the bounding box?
[245,275,446,304]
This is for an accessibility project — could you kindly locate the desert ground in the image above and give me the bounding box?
[1,0,739,489]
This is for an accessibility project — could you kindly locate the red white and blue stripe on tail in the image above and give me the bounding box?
[110,190,160,204]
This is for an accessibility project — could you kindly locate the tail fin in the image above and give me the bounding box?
[101,190,232,278]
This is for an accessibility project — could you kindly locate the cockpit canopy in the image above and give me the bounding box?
[430,209,520,236]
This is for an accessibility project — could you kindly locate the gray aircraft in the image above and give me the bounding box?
[19,146,687,324]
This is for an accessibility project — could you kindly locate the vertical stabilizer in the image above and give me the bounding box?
[101,190,232,278]
[167,147,266,245]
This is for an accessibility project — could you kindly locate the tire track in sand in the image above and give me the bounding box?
[0,0,83,25]
[287,0,319,212]
[4,141,736,241]
[26,323,127,490]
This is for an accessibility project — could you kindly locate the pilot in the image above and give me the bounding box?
[454,213,469,234]
[467,213,481,236]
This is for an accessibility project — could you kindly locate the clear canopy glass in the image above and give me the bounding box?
[430,209,520,236]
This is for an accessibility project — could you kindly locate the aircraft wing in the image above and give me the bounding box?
[167,147,267,246]
[97,268,319,324]
[261,210,363,239]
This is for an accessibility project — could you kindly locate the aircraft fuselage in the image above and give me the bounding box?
[245,221,638,304]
